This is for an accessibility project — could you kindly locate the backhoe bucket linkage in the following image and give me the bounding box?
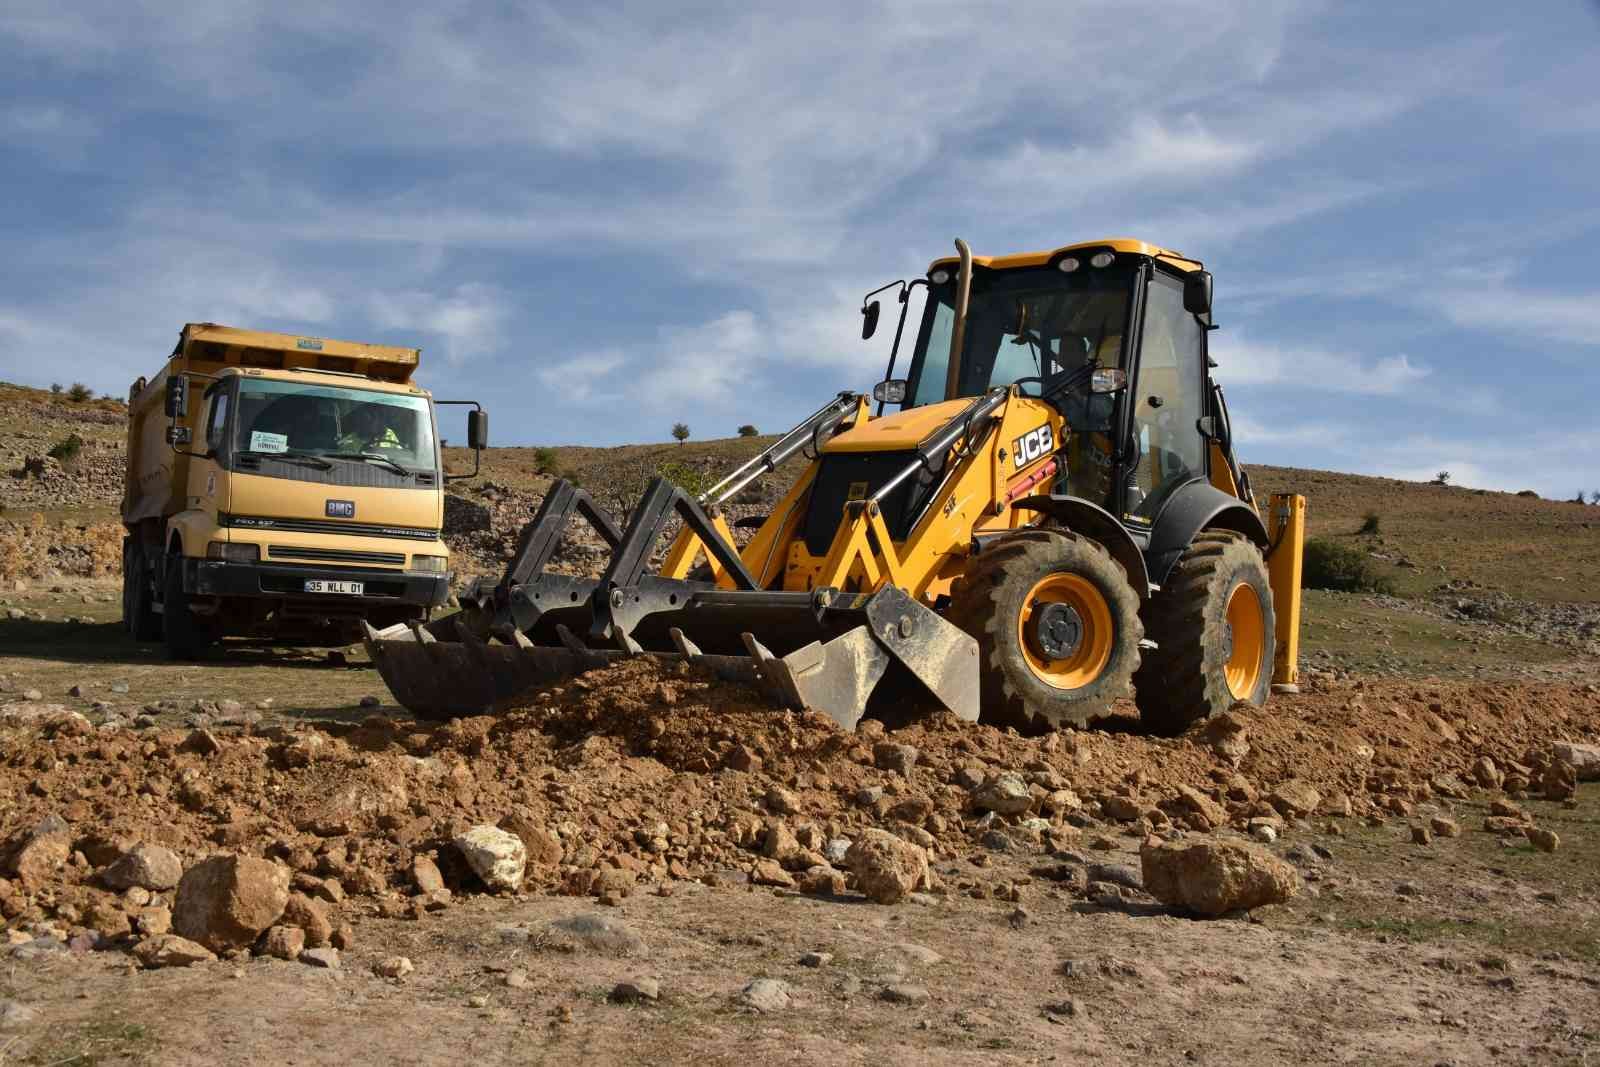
[364,475,980,730]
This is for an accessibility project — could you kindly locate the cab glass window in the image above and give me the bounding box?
[1129,272,1206,514]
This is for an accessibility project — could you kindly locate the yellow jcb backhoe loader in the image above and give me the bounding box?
[366,237,1305,734]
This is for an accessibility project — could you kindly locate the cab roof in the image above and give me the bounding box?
[928,237,1202,275]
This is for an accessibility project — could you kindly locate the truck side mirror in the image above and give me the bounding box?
[860,300,881,341]
[1184,270,1213,317]
[467,409,489,450]
[166,425,192,445]
[165,375,188,418]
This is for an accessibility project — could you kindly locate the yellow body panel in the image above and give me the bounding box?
[822,399,972,452]
[928,237,1203,275]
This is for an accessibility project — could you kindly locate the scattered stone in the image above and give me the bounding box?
[880,983,930,1005]
[610,977,661,1003]
[1430,816,1461,839]
[1524,827,1560,853]
[751,859,795,888]
[85,902,131,941]
[410,855,446,895]
[260,925,305,961]
[7,820,71,892]
[133,934,216,968]
[823,838,852,866]
[873,742,920,777]
[1411,825,1432,846]
[300,947,341,969]
[799,951,833,967]
[135,906,172,937]
[540,913,646,956]
[101,843,183,892]
[739,978,791,1013]
[172,854,291,952]
[844,828,931,905]
[798,866,847,896]
[1195,711,1250,764]
[454,825,527,892]
[0,999,37,1028]
[1470,756,1504,790]
[376,956,414,978]
[1251,823,1278,844]
[359,695,382,708]
[1087,862,1143,890]
[1140,838,1299,917]
[282,893,333,947]
[1266,779,1322,819]
[765,786,802,815]
[972,773,1032,815]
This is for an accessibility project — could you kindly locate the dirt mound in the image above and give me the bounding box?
[2,663,1597,947]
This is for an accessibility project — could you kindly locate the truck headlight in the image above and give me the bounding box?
[206,541,260,564]
[410,554,448,574]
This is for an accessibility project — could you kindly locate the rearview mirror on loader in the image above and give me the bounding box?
[861,300,881,340]
[872,379,907,404]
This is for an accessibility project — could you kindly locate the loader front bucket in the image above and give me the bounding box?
[363,473,980,729]
[363,583,980,729]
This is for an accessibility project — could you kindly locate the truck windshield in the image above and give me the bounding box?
[233,379,436,472]
[904,263,1136,407]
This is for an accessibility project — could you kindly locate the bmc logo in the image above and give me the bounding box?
[1012,424,1054,468]
[326,500,356,518]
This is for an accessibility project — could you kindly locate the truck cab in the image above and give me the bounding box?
[122,323,486,656]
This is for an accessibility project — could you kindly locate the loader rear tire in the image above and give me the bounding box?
[948,530,1142,731]
[1134,530,1274,736]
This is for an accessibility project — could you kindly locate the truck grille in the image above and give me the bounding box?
[266,545,407,567]
[221,513,439,541]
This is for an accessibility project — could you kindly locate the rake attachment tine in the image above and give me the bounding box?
[668,627,703,658]
[740,632,798,707]
[510,629,535,650]
[453,617,486,646]
[407,620,437,645]
[555,624,588,654]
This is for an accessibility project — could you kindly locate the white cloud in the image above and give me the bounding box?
[367,284,507,364]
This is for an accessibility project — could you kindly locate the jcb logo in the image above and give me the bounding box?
[1012,424,1054,468]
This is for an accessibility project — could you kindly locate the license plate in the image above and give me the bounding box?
[304,579,364,595]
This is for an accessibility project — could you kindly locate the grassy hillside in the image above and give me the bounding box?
[5,378,1597,604]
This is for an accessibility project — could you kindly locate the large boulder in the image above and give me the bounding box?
[1552,742,1600,781]
[101,844,183,892]
[454,825,527,892]
[1140,838,1299,917]
[843,828,930,904]
[172,855,291,952]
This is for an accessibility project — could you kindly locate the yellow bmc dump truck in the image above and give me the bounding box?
[122,323,486,657]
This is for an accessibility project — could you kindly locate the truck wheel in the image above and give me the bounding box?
[1134,531,1275,736]
[947,530,1142,731]
[162,553,216,659]
[126,546,161,642]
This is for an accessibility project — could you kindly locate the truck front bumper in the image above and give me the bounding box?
[184,559,450,610]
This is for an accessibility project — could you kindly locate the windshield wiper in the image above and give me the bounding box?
[239,449,333,470]
[322,452,414,478]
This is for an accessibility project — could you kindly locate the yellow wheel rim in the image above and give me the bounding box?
[1224,582,1266,700]
[1017,573,1114,691]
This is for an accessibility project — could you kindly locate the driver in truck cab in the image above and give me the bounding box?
[337,402,404,452]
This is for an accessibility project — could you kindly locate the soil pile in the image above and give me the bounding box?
[2,662,1598,950]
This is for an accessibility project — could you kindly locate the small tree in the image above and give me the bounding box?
[532,446,561,475]
[50,383,62,394]
[1358,510,1381,536]
[737,424,759,438]
[1431,470,1451,486]
[47,433,85,466]
[1591,490,1600,506]
[66,382,92,403]
[671,422,690,446]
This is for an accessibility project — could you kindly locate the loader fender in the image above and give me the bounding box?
[1143,478,1269,588]
[1010,494,1150,600]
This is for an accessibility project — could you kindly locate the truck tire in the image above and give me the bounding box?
[162,553,216,659]
[125,545,161,642]
[947,530,1142,731]
[1134,530,1275,736]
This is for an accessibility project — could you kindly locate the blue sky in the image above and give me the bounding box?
[2,2,1598,497]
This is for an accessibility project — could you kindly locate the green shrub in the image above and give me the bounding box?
[66,382,92,403]
[50,383,62,394]
[47,433,85,466]
[671,422,690,445]
[1302,537,1396,594]
[657,460,710,498]
[737,424,760,438]
[531,446,561,476]
[1358,510,1380,536]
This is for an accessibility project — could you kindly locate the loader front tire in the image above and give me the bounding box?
[1134,530,1274,736]
[949,531,1142,731]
